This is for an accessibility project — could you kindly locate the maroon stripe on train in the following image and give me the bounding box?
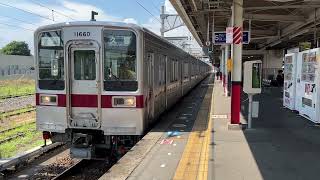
[36,93,144,108]
[58,94,67,107]
[71,94,97,107]
[36,93,39,105]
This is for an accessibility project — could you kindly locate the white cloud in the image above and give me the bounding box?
[142,18,161,35]
[0,0,200,55]
[140,0,202,54]
[123,18,138,24]
[164,0,177,14]
[0,0,136,53]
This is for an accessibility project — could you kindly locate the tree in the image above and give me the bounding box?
[1,41,31,56]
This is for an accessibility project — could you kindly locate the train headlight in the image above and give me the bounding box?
[112,96,136,107]
[40,95,57,106]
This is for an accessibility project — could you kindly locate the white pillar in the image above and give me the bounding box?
[221,49,225,81]
[231,0,243,124]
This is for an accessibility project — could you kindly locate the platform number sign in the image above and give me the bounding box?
[214,31,250,45]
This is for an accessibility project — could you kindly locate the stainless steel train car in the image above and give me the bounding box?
[34,21,211,159]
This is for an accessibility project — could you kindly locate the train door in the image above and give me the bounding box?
[147,53,155,123]
[68,41,101,129]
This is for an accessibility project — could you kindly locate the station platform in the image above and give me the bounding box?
[99,75,214,180]
[99,76,320,180]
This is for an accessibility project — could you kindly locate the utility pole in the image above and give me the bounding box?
[161,6,165,37]
[230,0,243,124]
[160,5,184,38]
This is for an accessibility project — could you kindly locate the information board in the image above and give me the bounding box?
[214,31,250,45]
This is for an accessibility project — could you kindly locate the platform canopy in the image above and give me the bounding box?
[170,0,320,60]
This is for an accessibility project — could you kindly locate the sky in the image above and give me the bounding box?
[0,0,200,53]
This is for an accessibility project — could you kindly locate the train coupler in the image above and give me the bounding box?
[70,133,94,159]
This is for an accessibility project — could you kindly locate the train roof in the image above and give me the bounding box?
[35,21,143,33]
[35,21,208,64]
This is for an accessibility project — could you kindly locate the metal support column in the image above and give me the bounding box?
[231,0,243,124]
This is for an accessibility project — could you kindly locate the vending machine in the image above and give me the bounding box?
[283,53,297,110]
[295,48,320,123]
[295,52,303,113]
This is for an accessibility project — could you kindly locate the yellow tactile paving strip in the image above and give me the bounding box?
[173,84,214,180]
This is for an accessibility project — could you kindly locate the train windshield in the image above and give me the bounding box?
[103,29,138,91]
[38,31,64,90]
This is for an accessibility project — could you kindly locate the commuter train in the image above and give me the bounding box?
[34,21,211,159]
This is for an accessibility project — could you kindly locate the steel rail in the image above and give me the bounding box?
[52,159,89,180]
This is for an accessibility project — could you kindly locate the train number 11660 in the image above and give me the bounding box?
[74,32,91,37]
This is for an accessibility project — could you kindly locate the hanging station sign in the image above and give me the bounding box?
[213,31,250,45]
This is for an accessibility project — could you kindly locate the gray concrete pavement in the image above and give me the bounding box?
[211,82,320,180]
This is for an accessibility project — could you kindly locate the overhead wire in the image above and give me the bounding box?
[0,14,37,26]
[0,22,34,31]
[0,2,54,22]
[135,0,161,24]
[28,0,75,20]
[150,0,161,14]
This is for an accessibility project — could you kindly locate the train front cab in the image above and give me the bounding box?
[35,24,145,159]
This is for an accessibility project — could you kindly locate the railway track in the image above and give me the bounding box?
[0,107,35,119]
[0,93,34,100]
[0,143,65,173]
[0,95,35,113]
[0,132,25,144]
[53,159,111,180]
[0,122,35,134]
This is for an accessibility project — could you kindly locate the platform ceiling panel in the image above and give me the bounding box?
[170,0,320,52]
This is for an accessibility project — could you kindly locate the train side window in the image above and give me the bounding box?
[159,55,161,85]
[38,30,64,90]
[159,55,166,85]
[172,60,174,82]
[176,60,179,81]
[103,29,137,91]
[184,62,189,79]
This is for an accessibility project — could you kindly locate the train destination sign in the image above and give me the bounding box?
[214,31,250,45]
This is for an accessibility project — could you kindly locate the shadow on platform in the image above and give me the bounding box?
[240,87,320,180]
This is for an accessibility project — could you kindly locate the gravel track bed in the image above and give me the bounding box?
[61,160,111,180]
[29,156,78,180]
[0,95,35,113]
[5,146,72,180]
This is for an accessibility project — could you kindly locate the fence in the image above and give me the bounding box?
[0,54,35,80]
